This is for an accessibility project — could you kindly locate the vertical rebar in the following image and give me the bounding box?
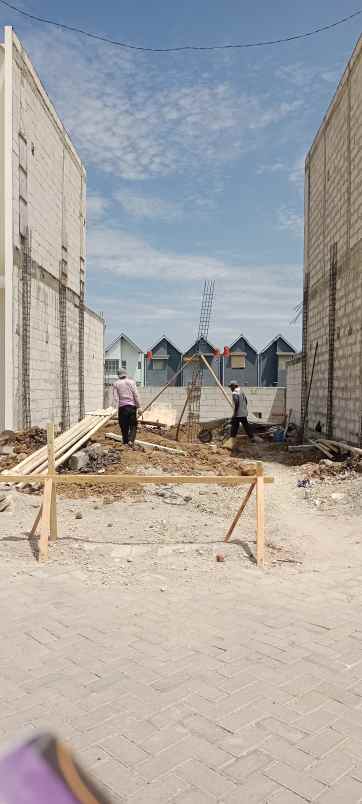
[186,280,215,442]
[21,228,32,430]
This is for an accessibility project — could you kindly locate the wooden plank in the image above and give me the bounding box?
[9,419,98,487]
[47,423,55,474]
[4,417,94,476]
[30,504,42,537]
[38,478,53,561]
[255,462,265,567]
[105,432,186,455]
[0,472,274,485]
[50,482,58,542]
[316,438,362,456]
[200,354,233,409]
[224,481,256,543]
[308,440,335,460]
[15,417,101,490]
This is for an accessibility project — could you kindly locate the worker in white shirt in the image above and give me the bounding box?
[113,371,141,447]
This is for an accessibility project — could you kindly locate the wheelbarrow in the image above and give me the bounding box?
[197,417,231,443]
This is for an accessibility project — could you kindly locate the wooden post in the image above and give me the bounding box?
[255,461,265,567]
[175,386,192,441]
[30,503,43,537]
[47,423,57,541]
[199,354,233,410]
[224,481,256,542]
[38,477,52,561]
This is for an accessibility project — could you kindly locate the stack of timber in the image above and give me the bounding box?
[1,409,114,484]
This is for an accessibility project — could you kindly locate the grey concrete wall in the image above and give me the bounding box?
[105,385,286,424]
[304,35,362,444]
[286,357,302,426]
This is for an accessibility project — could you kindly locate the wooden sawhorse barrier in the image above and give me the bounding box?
[2,425,273,566]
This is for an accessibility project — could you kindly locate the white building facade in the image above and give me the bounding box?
[105,333,144,387]
[0,27,104,431]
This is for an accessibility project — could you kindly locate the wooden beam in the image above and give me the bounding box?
[224,481,256,543]
[141,358,196,416]
[315,438,362,456]
[0,473,274,485]
[30,503,42,537]
[255,462,265,567]
[105,432,186,456]
[199,354,233,409]
[38,477,53,561]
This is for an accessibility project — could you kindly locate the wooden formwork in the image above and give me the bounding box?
[1,424,273,566]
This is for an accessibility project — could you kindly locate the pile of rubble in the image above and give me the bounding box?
[60,443,122,474]
[300,456,362,483]
[0,427,47,470]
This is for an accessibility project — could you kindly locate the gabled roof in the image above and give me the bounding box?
[260,334,296,355]
[229,333,258,354]
[149,335,182,354]
[105,332,143,354]
[183,336,217,356]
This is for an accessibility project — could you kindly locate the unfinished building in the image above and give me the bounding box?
[303,36,362,445]
[0,27,104,432]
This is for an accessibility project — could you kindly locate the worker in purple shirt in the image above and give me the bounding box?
[113,371,142,447]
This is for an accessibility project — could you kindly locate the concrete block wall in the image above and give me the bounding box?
[0,29,104,431]
[304,36,362,444]
[11,262,104,429]
[84,307,104,413]
[286,357,302,426]
[105,385,286,424]
[11,35,85,297]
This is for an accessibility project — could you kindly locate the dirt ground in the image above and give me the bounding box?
[0,424,361,591]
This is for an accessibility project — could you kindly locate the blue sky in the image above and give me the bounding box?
[2,2,361,351]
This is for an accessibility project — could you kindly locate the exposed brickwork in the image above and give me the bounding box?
[6,31,104,429]
[304,40,362,444]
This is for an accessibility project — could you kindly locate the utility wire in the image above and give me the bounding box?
[0,0,361,53]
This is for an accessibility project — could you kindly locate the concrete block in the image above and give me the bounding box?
[68,450,90,470]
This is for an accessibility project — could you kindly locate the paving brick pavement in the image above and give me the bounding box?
[1,552,362,804]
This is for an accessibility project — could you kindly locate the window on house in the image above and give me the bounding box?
[152,359,166,370]
[231,354,246,369]
[105,359,119,374]
[138,361,142,370]
[121,360,127,369]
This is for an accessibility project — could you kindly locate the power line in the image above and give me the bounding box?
[0,1,361,53]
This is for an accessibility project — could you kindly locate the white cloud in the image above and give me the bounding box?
[257,161,285,175]
[87,193,109,222]
[277,206,304,237]
[24,28,302,182]
[87,225,231,281]
[288,153,306,195]
[86,223,302,349]
[277,62,342,89]
[115,190,181,221]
